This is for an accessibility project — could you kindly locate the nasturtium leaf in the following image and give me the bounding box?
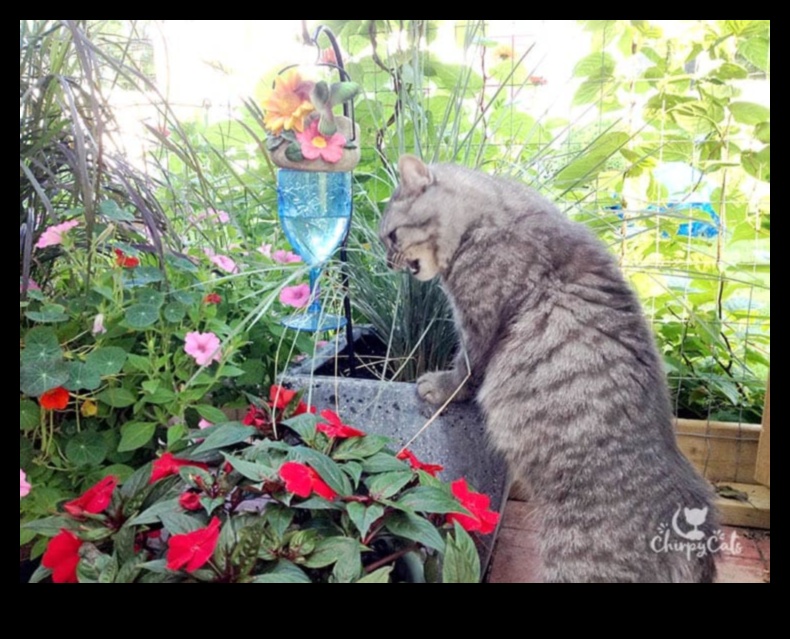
[122,267,163,289]
[20,399,39,431]
[21,327,62,365]
[85,347,128,377]
[21,359,70,397]
[66,431,109,467]
[124,303,160,328]
[26,304,69,323]
[163,302,187,323]
[66,361,102,391]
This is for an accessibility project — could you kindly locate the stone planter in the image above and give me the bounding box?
[282,327,509,574]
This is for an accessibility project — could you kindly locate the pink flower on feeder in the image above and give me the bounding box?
[296,120,346,163]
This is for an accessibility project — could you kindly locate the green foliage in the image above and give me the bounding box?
[24,392,487,583]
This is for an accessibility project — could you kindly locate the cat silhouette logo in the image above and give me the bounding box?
[671,506,708,541]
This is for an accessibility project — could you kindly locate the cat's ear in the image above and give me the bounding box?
[398,155,434,195]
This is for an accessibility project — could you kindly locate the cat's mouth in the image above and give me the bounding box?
[407,259,420,275]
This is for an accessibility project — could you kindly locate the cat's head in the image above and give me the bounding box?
[379,155,451,281]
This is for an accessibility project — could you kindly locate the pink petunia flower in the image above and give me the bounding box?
[35,220,79,249]
[198,418,213,430]
[210,254,238,274]
[92,313,107,336]
[184,331,222,366]
[272,249,302,264]
[296,120,347,163]
[20,469,31,498]
[279,284,311,308]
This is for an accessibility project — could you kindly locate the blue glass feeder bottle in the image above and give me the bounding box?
[277,169,352,332]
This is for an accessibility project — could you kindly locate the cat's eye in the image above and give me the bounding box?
[388,230,398,244]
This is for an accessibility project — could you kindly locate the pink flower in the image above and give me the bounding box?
[92,313,107,336]
[184,331,222,366]
[20,469,31,498]
[257,243,272,258]
[20,277,40,293]
[279,284,311,308]
[198,419,213,430]
[210,254,238,274]
[273,249,302,264]
[296,120,347,163]
[210,209,230,224]
[35,220,79,249]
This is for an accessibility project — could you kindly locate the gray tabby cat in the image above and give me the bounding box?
[380,155,717,583]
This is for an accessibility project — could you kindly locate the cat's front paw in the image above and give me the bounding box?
[417,371,464,405]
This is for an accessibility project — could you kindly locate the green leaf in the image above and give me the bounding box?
[554,132,630,189]
[729,101,770,126]
[263,504,294,539]
[100,199,136,222]
[755,122,770,144]
[282,413,320,443]
[222,453,273,481]
[20,359,70,397]
[573,52,615,78]
[97,387,136,408]
[66,431,109,466]
[284,143,304,162]
[159,512,205,535]
[738,37,769,71]
[249,560,311,583]
[333,435,389,460]
[26,304,69,323]
[125,499,181,526]
[86,347,128,376]
[384,512,445,552]
[303,537,362,582]
[711,62,748,80]
[66,361,102,391]
[742,146,770,182]
[291,447,352,496]
[346,502,384,539]
[442,522,481,583]
[135,289,165,308]
[365,471,414,500]
[124,303,160,328]
[118,422,157,452]
[21,515,74,536]
[396,486,468,515]
[292,496,343,510]
[21,327,62,365]
[361,452,410,474]
[195,405,228,424]
[122,267,163,288]
[143,387,177,404]
[163,302,187,323]
[20,399,38,432]
[355,566,392,583]
[192,422,256,455]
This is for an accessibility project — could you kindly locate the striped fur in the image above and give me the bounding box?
[380,155,717,583]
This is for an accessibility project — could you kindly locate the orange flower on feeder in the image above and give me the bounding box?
[262,69,315,135]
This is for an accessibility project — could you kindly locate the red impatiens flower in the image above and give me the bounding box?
[203,293,222,304]
[149,452,210,484]
[114,248,140,268]
[39,386,70,411]
[316,409,365,439]
[279,461,337,500]
[269,385,297,410]
[396,449,444,477]
[178,491,202,511]
[242,405,269,428]
[63,475,118,518]
[166,516,221,573]
[42,529,82,583]
[446,478,500,535]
